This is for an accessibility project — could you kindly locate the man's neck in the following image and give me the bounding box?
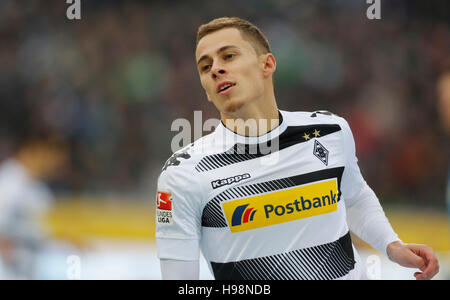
[220,103,280,137]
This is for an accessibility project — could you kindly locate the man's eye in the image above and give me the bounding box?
[224,53,235,59]
[202,65,211,71]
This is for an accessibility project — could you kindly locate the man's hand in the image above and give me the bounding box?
[386,241,439,280]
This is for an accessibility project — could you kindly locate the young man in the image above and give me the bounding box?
[156,17,439,280]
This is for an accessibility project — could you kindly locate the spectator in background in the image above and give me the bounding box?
[437,69,450,216]
[0,0,449,205]
[0,137,67,279]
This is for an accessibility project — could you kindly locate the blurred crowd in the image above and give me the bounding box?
[0,0,449,207]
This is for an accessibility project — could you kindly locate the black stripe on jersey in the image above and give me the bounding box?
[195,124,341,172]
[201,167,344,228]
[210,231,355,280]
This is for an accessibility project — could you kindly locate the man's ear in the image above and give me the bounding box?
[261,53,276,78]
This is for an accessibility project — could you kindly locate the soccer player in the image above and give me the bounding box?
[155,17,439,280]
[0,138,63,279]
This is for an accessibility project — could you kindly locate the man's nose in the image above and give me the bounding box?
[211,63,226,79]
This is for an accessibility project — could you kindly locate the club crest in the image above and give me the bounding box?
[313,140,329,166]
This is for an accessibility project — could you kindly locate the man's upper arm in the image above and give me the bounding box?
[155,162,202,261]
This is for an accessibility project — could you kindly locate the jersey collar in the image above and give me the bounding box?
[216,110,288,145]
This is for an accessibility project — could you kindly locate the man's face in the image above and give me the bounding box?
[195,28,266,114]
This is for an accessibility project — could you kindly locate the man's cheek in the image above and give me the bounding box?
[202,84,213,102]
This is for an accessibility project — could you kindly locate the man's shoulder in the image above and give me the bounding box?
[160,143,198,174]
[157,144,200,193]
[159,131,223,177]
[282,109,348,127]
[157,135,223,200]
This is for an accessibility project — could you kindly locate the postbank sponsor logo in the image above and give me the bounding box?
[231,204,257,226]
[222,179,339,233]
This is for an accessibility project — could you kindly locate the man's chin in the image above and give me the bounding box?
[220,98,246,114]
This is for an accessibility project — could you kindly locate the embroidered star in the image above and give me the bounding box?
[313,129,321,137]
[302,132,310,140]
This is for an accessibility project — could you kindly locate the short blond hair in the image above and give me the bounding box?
[196,17,271,56]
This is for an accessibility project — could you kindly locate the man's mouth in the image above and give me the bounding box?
[217,82,236,94]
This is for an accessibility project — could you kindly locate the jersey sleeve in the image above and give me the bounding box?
[338,117,401,256]
[155,164,203,261]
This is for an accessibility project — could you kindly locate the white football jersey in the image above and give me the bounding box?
[156,110,399,280]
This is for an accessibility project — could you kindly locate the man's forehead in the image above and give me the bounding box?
[195,28,252,59]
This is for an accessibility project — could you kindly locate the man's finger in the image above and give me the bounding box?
[413,246,439,278]
[414,271,428,280]
[422,258,439,278]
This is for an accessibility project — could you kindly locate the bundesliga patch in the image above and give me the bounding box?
[156,190,173,225]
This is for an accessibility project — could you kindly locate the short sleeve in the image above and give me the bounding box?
[155,165,202,261]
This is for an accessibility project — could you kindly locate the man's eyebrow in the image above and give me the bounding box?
[197,45,240,66]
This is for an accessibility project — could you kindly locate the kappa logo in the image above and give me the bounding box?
[162,151,191,171]
[211,173,251,189]
[162,143,194,171]
[313,140,329,166]
[231,204,257,226]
